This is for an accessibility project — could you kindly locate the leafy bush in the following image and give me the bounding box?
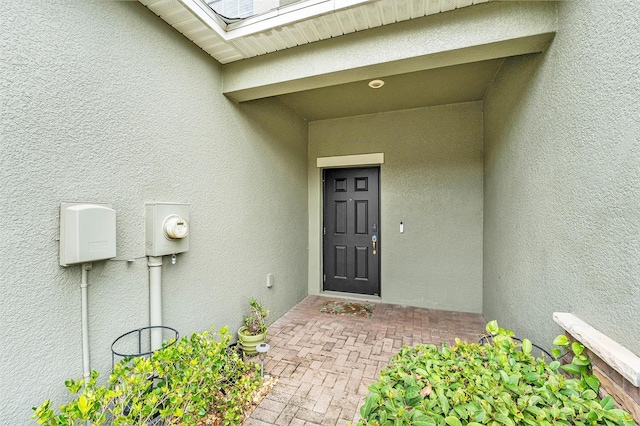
[356,321,637,426]
[32,326,261,425]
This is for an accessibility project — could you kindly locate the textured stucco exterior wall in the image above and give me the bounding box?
[308,103,483,312]
[483,1,640,354]
[0,2,307,424]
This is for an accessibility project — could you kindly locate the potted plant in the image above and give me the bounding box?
[237,298,269,356]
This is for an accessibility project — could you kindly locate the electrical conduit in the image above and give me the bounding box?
[148,256,163,351]
[81,263,91,381]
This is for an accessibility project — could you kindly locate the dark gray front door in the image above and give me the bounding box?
[323,167,380,295]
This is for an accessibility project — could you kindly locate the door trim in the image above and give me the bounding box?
[315,153,384,297]
[317,153,384,168]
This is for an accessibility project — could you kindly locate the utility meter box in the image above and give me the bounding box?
[145,202,190,257]
[60,202,117,267]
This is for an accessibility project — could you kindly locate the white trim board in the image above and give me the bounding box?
[316,153,384,168]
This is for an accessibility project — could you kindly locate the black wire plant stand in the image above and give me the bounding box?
[110,326,180,424]
[111,326,179,371]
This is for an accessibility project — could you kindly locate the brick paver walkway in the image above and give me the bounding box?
[244,296,487,426]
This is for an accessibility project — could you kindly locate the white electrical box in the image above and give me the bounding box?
[145,202,190,257]
[60,203,117,267]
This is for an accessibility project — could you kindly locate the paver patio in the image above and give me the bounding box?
[244,295,487,426]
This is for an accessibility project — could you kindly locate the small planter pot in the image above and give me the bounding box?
[237,326,266,356]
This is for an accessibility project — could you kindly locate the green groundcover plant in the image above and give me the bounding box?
[356,321,637,426]
[32,326,261,426]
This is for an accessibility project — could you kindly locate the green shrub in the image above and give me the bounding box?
[32,326,261,425]
[356,321,637,426]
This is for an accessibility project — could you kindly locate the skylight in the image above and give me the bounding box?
[206,0,303,22]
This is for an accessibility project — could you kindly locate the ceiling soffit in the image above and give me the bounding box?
[138,0,493,64]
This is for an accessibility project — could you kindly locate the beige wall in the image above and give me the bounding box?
[483,1,640,353]
[0,2,308,424]
[309,103,483,312]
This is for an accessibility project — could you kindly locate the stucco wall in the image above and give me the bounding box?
[308,103,483,312]
[483,1,640,354]
[0,2,308,424]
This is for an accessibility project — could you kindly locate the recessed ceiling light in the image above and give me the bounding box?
[368,79,385,89]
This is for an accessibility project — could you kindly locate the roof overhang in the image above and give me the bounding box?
[138,0,500,64]
[138,0,557,115]
[222,1,557,102]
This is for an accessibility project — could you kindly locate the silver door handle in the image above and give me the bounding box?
[372,235,377,255]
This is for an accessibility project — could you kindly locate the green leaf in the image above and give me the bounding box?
[525,406,547,419]
[559,406,575,418]
[548,360,561,370]
[572,354,590,366]
[413,420,437,426]
[452,405,468,419]
[571,342,584,356]
[471,408,486,422]
[361,394,378,418]
[604,408,629,420]
[438,393,450,415]
[553,335,569,346]
[415,368,429,378]
[508,374,519,387]
[77,395,91,417]
[523,372,539,382]
[522,413,539,426]
[521,339,532,355]
[444,416,462,426]
[585,374,600,392]
[495,413,515,426]
[600,395,615,410]
[560,363,582,375]
[486,320,499,335]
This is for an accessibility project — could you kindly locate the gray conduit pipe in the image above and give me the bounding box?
[81,263,92,381]
[148,256,163,351]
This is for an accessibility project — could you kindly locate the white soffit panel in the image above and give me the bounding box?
[137,0,506,64]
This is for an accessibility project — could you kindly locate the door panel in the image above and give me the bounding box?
[335,201,347,234]
[355,200,368,234]
[335,246,347,278]
[355,246,368,279]
[323,167,380,295]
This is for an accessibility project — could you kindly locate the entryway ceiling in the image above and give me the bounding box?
[277,58,504,121]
